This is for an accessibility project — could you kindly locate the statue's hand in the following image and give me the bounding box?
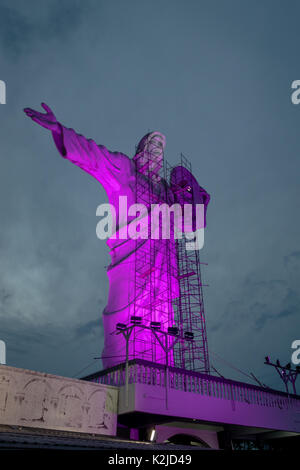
[23,103,59,132]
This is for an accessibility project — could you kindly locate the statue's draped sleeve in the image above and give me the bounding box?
[52,123,130,192]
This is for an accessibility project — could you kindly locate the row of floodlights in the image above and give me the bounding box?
[265,356,300,372]
[116,316,194,340]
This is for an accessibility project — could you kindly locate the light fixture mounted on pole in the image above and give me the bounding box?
[114,320,195,409]
[264,356,300,395]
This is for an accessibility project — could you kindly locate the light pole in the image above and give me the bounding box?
[113,320,194,410]
[149,325,181,410]
[115,323,135,407]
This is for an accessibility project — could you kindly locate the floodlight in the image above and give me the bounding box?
[168,327,179,336]
[131,316,142,324]
[184,331,194,340]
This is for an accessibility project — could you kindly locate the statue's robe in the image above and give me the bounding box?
[52,125,179,368]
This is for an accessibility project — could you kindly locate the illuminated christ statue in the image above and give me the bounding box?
[24,103,210,368]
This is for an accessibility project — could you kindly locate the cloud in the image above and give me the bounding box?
[0,1,299,391]
[75,317,102,338]
[0,1,88,59]
[218,276,299,332]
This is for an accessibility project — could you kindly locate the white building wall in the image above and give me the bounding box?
[0,365,118,436]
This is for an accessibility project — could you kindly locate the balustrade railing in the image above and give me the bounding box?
[84,359,300,411]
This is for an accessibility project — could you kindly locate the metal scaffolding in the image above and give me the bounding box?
[128,145,210,374]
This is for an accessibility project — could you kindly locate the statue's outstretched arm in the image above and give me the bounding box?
[24,103,128,189]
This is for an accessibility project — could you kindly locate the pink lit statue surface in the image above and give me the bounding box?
[24,104,210,369]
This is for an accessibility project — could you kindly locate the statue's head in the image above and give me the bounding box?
[134,132,166,181]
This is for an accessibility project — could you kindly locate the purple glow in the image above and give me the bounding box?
[53,127,210,368]
[23,104,210,370]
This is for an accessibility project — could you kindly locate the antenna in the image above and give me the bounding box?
[264,356,300,394]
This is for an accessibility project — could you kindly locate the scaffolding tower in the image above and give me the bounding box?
[166,154,210,374]
[128,144,210,374]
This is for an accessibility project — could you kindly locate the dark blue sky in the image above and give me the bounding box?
[0,0,299,391]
